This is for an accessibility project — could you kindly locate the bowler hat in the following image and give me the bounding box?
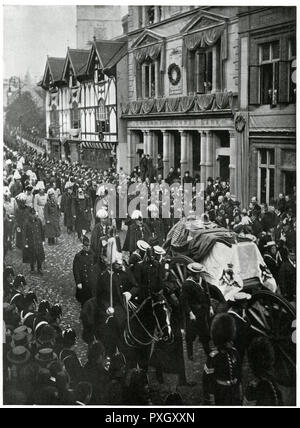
[11,332,28,348]
[7,346,31,365]
[35,348,58,366]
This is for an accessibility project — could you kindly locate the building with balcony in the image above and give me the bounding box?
[238,6,296,205]
[122,6,242,199]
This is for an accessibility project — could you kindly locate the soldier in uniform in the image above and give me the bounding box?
[203,313,242,406]
[125,246,164,303]
[128,240,150,280]
[73,235,95,307]
[90,208,110,264]
[122,211,151,254]
[96,257,138,356]
[182,263,212,359]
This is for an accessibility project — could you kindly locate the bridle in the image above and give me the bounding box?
[124,292,173,347]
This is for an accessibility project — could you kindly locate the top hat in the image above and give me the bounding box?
[187,262,205,273]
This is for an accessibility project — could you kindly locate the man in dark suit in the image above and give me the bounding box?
[73,235,95,307]
[122,212,151,254]
[182,263,212,359]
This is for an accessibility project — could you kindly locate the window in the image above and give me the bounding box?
[71,101,80,129]
[258,149,275,204]
[49,105,59,138]
[96,98,109,132]
[143,61,156,98]
[289,38,296,103]
[69,70,77,88]
[147,6,155,25]
[94,57,105,84]
[259,41,279,105]
[188,44,219,94]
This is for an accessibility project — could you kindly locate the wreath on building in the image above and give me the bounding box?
[168,63,181,86]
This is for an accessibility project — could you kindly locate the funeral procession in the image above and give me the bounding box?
[2,5,297,407]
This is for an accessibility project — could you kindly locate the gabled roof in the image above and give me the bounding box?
[181,10,228,34]
[131,29,165,49]
[47,57,65,82]
[40,57,65,89]
[86,40,127,75]
[62,48,90,80]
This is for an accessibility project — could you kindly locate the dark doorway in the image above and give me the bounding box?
[191,131,200,175]
[219,156,230,181]
[157,132,163,156]
[284,171,296,196]
[174,132,181,170]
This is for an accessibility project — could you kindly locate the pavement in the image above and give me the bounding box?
[4,221,208,404]
[4,222,295,405]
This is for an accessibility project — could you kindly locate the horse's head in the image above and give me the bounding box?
[151,291,173,344]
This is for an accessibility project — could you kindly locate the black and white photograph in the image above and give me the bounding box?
[1,2,297,408]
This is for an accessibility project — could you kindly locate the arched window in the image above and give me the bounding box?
[71,101,80,129]
[96,98,109,132]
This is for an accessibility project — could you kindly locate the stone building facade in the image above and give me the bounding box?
[121,5,242,199]
[238,6,296,205]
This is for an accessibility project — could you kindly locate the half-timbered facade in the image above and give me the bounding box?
[41,40,127,170]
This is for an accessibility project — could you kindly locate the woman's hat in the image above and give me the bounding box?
[187,262,205,273]
[137,240,150,252]
[7,346,31,365]
[35,348,58,366]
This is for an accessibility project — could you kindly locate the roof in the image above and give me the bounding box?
[47,57,65,82]
[104,43,127,70]
[67,49,90,76]
[94,40,126,69]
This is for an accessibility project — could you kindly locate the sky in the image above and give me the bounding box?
[3,6,77,82]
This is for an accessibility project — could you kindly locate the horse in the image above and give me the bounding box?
[123,290,174,370]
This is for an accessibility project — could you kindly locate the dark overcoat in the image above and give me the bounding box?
[60,192,75,229]
[22,217,45,265]
[44,200,61,238]
[73,249,95,305]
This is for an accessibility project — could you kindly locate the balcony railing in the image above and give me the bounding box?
[121,92,238,117]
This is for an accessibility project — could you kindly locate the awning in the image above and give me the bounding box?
[80,141,116,150]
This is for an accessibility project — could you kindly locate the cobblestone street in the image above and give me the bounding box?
[5,221,207,404]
